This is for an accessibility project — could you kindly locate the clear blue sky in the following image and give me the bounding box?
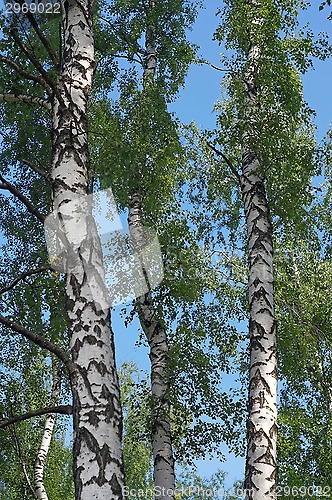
[114,0,332,489]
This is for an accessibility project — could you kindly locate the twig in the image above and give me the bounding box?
[206,141,240,180]
[0,54,49,90]
[113,53,143,65]
[10,29,54,95]
[0,265,49,295]
[22,159,52,183]
[10,424,38,499]
[0,174,46,223]
[194,58,233,72]
[16,2,59,68]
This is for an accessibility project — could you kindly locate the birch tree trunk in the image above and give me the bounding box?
[34,358,62,500]
[240,7,278,498]
[128,192,175,499]
[126,1,175,494]
[51,1,124,498]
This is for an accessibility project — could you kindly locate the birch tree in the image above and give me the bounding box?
[237,7,277,495]
[196,0,324,496]
[91,0,244,489]
[0,2,125,498]
[126,1,175,492]
[34,358,62,500]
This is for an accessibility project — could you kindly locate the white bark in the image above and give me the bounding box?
[34,359,62,500]
[126,3,175,495]
[240,4,277,498]
[0,93,51,110]
[51,0,125,498]
[128,192,175,499]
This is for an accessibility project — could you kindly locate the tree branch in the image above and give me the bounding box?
[10,424,38,499]
[194,58,233,72]
[22,159,52,184]
[0,314,73,371]
[0,174,46,223]
[113,53,143,65]
[16,3,59,68]
[0,405,72,429]
[10,29,54,95]
[0,265,50,295]
[206,141,241,181]
[0,92,51,111]
[0,54,49,90]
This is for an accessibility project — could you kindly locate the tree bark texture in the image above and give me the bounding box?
[240,7,278,498]
[51,1,125,498]
[128,192,175,499]
[126,2,176,495]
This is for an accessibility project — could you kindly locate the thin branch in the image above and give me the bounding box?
[10,424,38,499]
[96,14,145,55]
[0,314,73,371]
[22,159,52,184]
[0,265,50,295]
[113,53,143,65]
[206,141,241,180]
[0,405,72,429]
[10,29,54,95]
[194,58,233,72]
[0,54,49,90]
[0,92,51,111]
[0,174,46,223]
[16,2,59,68]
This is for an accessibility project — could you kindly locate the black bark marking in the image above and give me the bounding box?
[249,319,268,340]
[249,368,273,396]
[100,385,116,422]
[250,286,272,308]
[86,410,100,427]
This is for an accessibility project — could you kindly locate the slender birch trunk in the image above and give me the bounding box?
[34,358,62,500]
[128,192,175,499]
[51,1,124,498]
[240,6,278,497]
[126,3,175,493]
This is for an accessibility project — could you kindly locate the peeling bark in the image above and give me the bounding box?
[51,0,125,498]
[34,359,62,500]
[240,7,278,499]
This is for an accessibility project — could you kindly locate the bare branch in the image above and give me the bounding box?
[10,29,54,95]
[0,54,49,90]
[10,424,38,499]
[0,92,51,111]
[22,159,52,184]
[0,174,46,223]
[206,141,241,181]
[113,53,143,65]
[0,265,50,295]
[0,314,73,371]
[16,3,59,68]
[194,58,233,72]
[0,405,72,429]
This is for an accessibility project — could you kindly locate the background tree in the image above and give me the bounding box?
[183,0,328,496]
[0,1,125,497]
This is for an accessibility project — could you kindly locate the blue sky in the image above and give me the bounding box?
[114,0,332,489]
